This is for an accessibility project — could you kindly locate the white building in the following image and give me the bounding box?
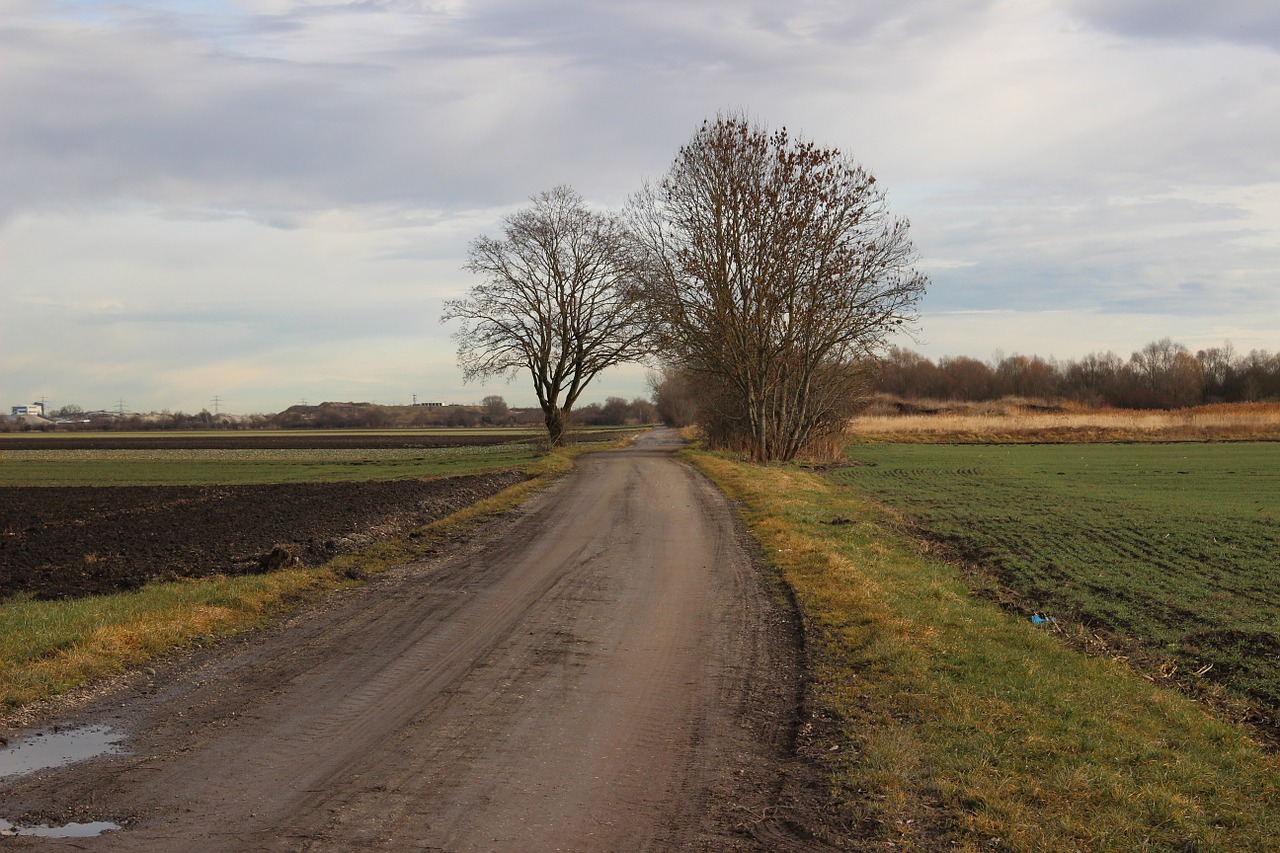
[10,403,44,417]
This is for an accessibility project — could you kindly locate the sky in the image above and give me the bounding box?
[2,0,1278,414]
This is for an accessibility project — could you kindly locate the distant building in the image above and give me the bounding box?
[10,403,44,417]
[412,402,444,407]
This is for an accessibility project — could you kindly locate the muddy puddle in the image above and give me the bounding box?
[0,724,124,779]
[0,725,126,837]
[0,818,121,838]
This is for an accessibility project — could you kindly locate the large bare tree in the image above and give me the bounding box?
[632,115,928,462]
[442,186,652,446]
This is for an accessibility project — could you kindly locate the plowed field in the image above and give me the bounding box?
[0,473,527,600]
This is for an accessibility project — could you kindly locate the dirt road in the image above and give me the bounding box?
[2,430,827,851]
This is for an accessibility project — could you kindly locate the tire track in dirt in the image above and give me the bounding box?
[2,430,831,851]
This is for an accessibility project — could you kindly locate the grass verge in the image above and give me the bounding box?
[687,449,1280,852]
[0,447,581,719]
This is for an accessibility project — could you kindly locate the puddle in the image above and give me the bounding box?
[0,724,124,780]
[0,818,122,838]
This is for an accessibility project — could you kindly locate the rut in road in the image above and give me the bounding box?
[0,430,824,852]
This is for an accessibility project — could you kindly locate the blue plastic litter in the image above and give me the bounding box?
[1031,614,1049,625]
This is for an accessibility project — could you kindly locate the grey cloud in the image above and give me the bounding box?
[1,26,364,214]
[39,290,445,350]
[2,5,634,218]
[1069,0,1280,51]
[2,0,1002,221]
[913,180,1279,317]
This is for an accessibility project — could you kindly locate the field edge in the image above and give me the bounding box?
[685,448,1280,852]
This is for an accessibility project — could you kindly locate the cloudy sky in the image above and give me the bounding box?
[2,0,1277,414]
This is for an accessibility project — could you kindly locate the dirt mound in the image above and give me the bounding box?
[0,473,528,600]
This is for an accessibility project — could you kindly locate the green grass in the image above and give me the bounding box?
[0,444,544,486]
[0,428,541,442]
[829,443,1280,713]
[0,427,646,486]
[689,450,1280,851]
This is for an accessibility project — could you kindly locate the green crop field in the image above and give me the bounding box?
[0,443,544,486]
[0,427,645,486]
[830,442,1280,715]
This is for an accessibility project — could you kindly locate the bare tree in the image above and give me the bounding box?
[994,354,1059,401]
[649,365,701,427]
[632,115,927,461]
[939,356,997,401]
[877,347,949,400]
[1130,338,1204,407]
[442,186,654,446]
[1196,342,1237,401]
[480,394,509,424]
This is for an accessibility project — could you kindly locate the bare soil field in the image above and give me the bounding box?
[0,430,839,851]
[0,473,527,600]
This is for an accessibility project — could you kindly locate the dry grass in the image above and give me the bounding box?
[850,398,1280,443]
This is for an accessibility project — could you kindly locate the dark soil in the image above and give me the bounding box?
[0,473,528,600]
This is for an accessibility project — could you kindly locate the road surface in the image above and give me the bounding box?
[1,430,829,851]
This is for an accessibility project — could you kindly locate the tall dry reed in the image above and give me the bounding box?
[849,398,1280,443]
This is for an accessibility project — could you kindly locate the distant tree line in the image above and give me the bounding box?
[875,338,1280,408]
[267,398,657,430]
[571,396,658,427]
[266,402,519,430]
[3,397,659,433]
[0,408,269,432]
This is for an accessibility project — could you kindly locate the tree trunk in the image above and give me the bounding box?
[544,405,567,447]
